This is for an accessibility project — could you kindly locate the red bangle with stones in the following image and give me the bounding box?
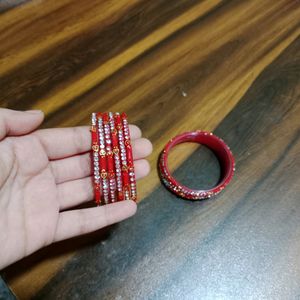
[122,112,137,201]
[97,113,109,205]
[109,112,124,201]
[159,131,235,200]
[91,113,101,205]
[115,113,130,201]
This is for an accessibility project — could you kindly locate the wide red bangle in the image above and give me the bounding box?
[159,131,235,200]
[90,112,136,205]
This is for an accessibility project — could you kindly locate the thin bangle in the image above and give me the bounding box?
[122,112,137,201]
[97,113,109,204]
[103,113,117,203]
[115,113,130,200]
[90,113,101,205]
[109,112,123,202]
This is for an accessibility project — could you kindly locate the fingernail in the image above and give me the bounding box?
[26,110,43,114]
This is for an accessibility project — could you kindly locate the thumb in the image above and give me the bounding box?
[0,108,44,141]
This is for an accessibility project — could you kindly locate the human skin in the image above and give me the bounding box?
[0,108,152,270]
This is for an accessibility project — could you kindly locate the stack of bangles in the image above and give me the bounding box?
[90,112,136,205]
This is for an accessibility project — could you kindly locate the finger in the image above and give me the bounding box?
[35,125,142,160]
[51,152,91,184]
[51,137,152,183]
[0,108,44,141]
[134,159,151,179]
[57,159,150,210]
[54,200,137,242]
[132,138,153,160]
[129,124,142,139]
[58,177,93,210]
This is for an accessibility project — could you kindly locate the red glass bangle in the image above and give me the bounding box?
[159,131,235,200]
[97,113,109,204]
[115,113,130,200]
[103,113,117,203]
[122,112,137,201]
[91,113,101,205]
[110,113,123,201]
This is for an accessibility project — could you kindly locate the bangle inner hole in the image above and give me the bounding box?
[168,142,221,190]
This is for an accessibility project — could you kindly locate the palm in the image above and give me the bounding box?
[0,133,60,264]
[0,110,152,270]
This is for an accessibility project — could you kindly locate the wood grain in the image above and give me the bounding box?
[34,36,300,300]
[0,0,299,299]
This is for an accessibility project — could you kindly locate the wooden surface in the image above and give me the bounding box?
[1,0,300,299]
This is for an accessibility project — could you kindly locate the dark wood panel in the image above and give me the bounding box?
[0,0,205,108]
[0,0,27,13]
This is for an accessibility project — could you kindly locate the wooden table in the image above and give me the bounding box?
[1,0,300,299]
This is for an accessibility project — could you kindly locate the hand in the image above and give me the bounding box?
[0,108,152,270]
